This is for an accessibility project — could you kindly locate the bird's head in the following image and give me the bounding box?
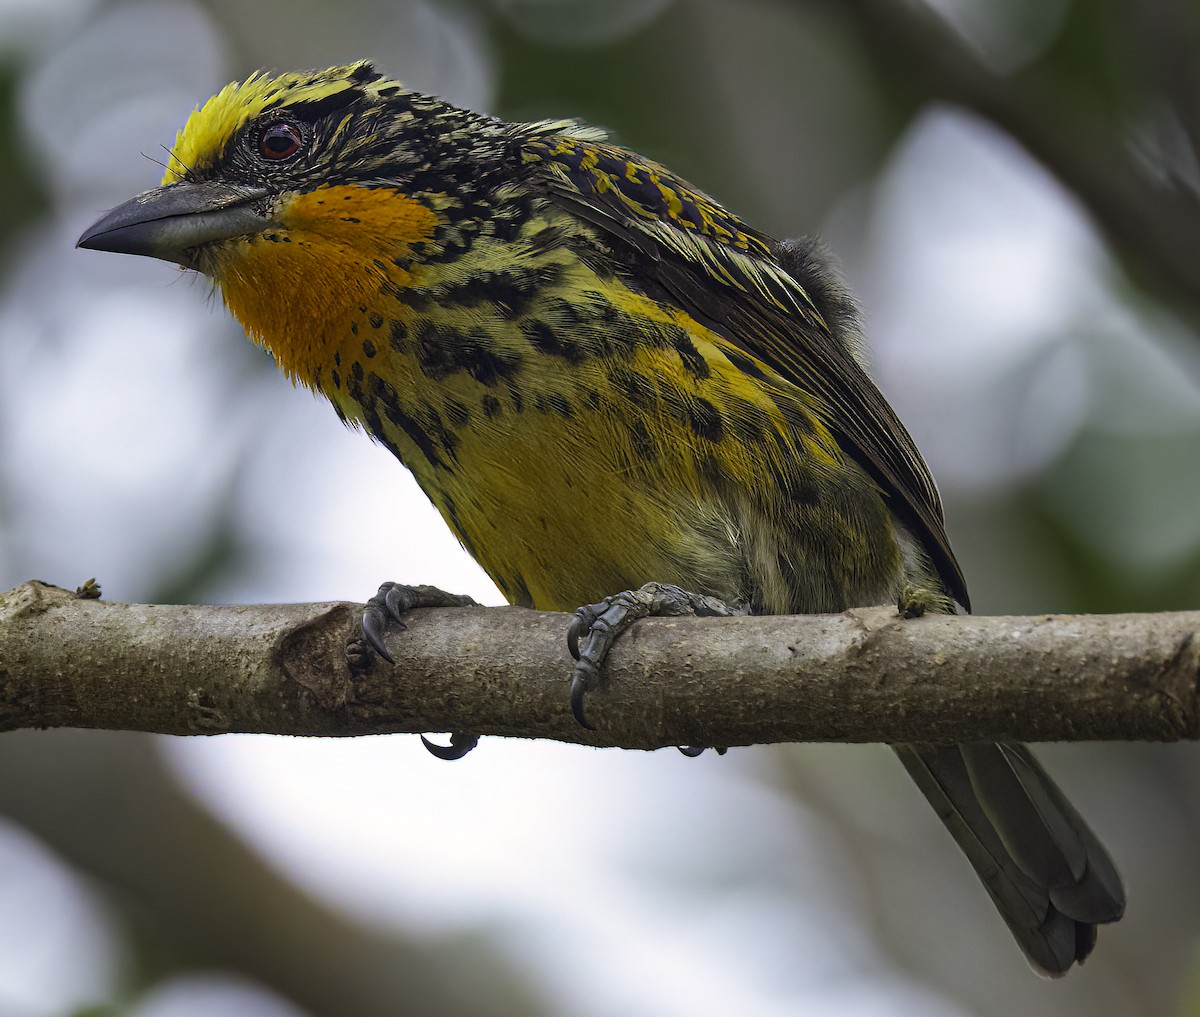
[78,62,505,382]
[79,61,497,270]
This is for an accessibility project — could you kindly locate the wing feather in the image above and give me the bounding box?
[522,133,969,607]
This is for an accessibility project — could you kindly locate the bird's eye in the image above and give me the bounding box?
[258,121,303,161]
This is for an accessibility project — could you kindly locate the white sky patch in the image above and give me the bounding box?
[0,820,116,1017]
[168,735,970,1017]
[0,266,238,594]
[127,975,307,1017]
[21,0,226,201]
[862,106,1109,490]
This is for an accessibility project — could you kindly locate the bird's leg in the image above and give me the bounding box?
[567,582,749,743]
[349,582,480,760]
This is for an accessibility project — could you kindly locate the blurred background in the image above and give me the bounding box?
[1,0,1198,1013]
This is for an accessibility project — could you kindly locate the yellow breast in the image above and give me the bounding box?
[209,187,866,613]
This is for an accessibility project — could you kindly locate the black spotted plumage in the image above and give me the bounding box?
[78,60,1124,976]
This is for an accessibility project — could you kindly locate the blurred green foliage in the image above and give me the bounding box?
[0,59,49,250]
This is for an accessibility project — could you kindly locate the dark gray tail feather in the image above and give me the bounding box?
[893,742,1125,975]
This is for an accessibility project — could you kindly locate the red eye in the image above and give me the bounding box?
[259,121,303,161]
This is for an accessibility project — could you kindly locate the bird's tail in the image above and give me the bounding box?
[893,742,1125,975]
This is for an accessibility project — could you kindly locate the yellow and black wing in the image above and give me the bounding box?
[521,131,970,610]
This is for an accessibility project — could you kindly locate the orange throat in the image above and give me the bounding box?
[212,183,437,390]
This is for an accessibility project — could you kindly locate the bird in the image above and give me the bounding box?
[77,61,1125,974]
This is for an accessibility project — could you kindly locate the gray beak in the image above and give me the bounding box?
[78,181,272,266]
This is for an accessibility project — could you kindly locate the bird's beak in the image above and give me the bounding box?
[77,181,272,266]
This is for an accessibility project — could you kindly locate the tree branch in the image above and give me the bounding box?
[1,580,1195,745]
[0,580,1195,748]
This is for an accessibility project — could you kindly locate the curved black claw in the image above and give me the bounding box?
[353,583,482,753]
[566,583,749,731]
[359,582,477,667]
[421,732,480,760]
[566,614,586,661]
[361,602,401,664]
[569,670,596,730]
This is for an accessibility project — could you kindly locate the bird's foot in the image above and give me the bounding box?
[350,582,480,760]
[566,581,748,733]
[360,582,478,662]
